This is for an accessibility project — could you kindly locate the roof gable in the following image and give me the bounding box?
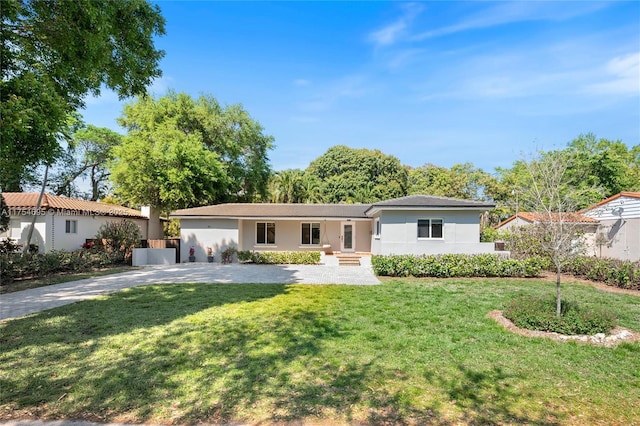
[495,211,599,229]
[581,192,640,213]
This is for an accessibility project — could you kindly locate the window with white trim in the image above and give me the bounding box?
[256,222,275,245]
[65,219,77,234]
[374,218,381,238]
[417,219,443,239]
[301,222,320,245]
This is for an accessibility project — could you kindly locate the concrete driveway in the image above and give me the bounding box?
[0,262,380,321]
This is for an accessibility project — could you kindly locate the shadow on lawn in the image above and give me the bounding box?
[1,283,562,425]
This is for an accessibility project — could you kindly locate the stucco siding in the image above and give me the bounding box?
[4,213,148,253]
[594,218,639,261]
[373,210,491,255]
[583,195,639,261]
[50,215,148,252]
[237,219,371,254]
[180,218,239,262]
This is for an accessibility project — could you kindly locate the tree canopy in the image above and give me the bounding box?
[0,0,165,191]
[49,125,123,201]
[304,146,408,203]
[110,92,274,211]
[408,163,493,200]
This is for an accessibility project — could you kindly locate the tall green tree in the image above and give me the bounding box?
[0,194,9,233]
[305,146,408,203]
[111,122,227,211]
[408,163,494,200]
[1,0,165,191]
[49,125,123,201]
[112,92,274,210]
[564,133,640,199]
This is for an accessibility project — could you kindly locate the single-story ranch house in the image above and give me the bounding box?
[171,195,498,262]
[1,192,161,253]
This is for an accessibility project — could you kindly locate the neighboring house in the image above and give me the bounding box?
[0,192,155,253]
[171,195,497,262]
[580,192,640,261]
[494,211,601,257]
[495,212,600,231]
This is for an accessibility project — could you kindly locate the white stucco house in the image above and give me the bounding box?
[1,192,156,253]
[171,195,497,262]
[580,192,640,261]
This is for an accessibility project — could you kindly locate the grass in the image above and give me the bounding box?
[0,278,638,425]
[0,266,137,294]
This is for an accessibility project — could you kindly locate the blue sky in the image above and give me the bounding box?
[82,1,640,174]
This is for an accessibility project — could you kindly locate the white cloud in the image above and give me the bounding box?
[585,52,640,96]
[368,3,424,47]
[412,2,610,41]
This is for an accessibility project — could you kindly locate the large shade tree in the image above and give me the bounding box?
[305,146,408,203]
[49,125,123,201]
[111,92,274,210]
[0,0,165,191]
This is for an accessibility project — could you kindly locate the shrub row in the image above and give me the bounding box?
[0,249,124,284]
[372,254,547,278]
[559,256,640,290]
[503,294,617,335]
[237,250,320,265]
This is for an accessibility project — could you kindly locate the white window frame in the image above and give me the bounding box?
[417,218,443,240]
[256,222,276,245]
[65,219,77,234]
[301,222,321,246]
[374,218,381,239]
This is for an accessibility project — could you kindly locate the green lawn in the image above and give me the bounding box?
[1,278,638,425]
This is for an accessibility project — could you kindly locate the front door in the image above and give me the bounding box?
[341,221,355,253]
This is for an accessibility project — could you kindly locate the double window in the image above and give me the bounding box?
[65,220,77,234]
[256,222,275,245]
[301,222,320,245]
[417,219,443,239]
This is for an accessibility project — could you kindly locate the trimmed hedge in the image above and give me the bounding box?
[0,249,124,284]
[372,254,547,278]
[503,294,617,335]
[237,250,320,265]
[559,256,639,290]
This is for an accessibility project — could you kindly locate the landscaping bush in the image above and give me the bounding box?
[372,254,546,278]
[94,219,142,263]
[560,256,639,290]
[503,294,617,335]
[0,248,123,284]
[237,250,320,265]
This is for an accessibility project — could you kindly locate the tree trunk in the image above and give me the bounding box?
[556,263,562,317]
[23,165,49,254]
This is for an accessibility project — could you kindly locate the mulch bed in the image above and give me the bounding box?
[487,310,640,347]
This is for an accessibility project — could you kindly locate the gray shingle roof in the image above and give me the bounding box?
[171,195,495,219]
[172,203,370,218]
[367,195,495,210]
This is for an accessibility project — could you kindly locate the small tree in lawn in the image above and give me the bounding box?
[519,150,601,317]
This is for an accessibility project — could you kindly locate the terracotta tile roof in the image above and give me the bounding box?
[1,192,146,219]
[172,203,371,219]
[581,191,640,213]
[495,211,599,229]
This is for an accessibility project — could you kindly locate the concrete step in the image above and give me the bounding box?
[336,254,361,266]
